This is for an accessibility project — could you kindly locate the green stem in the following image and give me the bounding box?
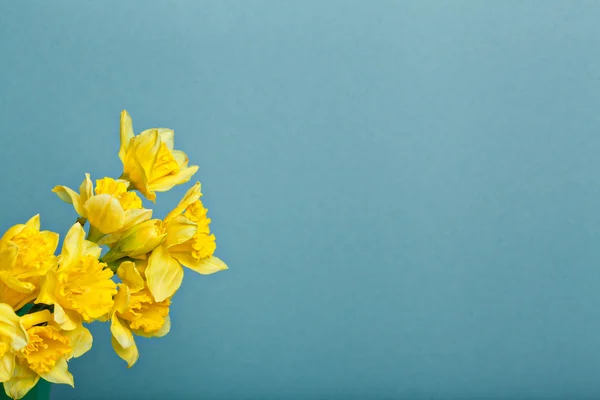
[87,225,105,242]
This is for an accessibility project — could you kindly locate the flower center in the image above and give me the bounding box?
[57,255,117,321]
[184,201,216,260]
[118,289,170,333]
[11,227,57,276]
[95,177,142,210]
[20,326,71,374]
[150,142,180,182]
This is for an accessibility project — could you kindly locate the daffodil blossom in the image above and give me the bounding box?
[36,223,117,330]
[53,174,152,236]
[119,110,198,202]
[0,215,58,310]
[99,182,227,302]
[0,304,28,383]
[3,310,92,399]
[109,261,171,367]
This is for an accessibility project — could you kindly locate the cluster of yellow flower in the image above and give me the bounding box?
[0,111,227,399]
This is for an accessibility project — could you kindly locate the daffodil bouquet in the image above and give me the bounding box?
[0,111,227,400]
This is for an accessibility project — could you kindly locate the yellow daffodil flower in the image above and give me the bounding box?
[98,182,227,302]
[53,174,152,237]
[100,220,167,262]
[0,215,59,310]
[119,110,198,202]
[3,310,93,400]
[109,261,171,367]
[0,304,28,383]
[36,223,117,330]
[147,182,227,301]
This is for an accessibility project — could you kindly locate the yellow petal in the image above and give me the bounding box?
[146,246,184,302]
[0,353,15,382]
[132,129,161,180]
[79,173,94,205]
[121,209,153,232]
[119,110,135,163]
[83,240,102,258]
[140,128,175,150]
[60,223,85,270]
[39,357,73,386]
[0,244,17,272]
[24,215,40,231]
[164,182,201,222]
[16,231,60,279]
[111,315,134,349]
[20,310,52,330]
[172,254,228,275]
[149,165,199,194]
[123,151,153,202]
[164,216,197,249]
[171,150,189,167]
[113,284,130,314]
[117,261,144,293]
[0,272,35,294]
[62,325,93,359]
[0,304,28,351]
[52,186,84,216]
[84,194,126,234]
[102,220,166,262]
[2,362,39,398]
[133,315,171,338]
[111,335,138,368]
[52,304,80,331]
[35,271,58,306]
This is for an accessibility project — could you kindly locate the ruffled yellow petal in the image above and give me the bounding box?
[2,361,39,399]
[84,194,126,234]
[145,246,184,302]
[117,289,170,334]
[133,315,171,338]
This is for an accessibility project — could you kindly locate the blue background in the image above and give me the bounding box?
[2,1,600,399]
